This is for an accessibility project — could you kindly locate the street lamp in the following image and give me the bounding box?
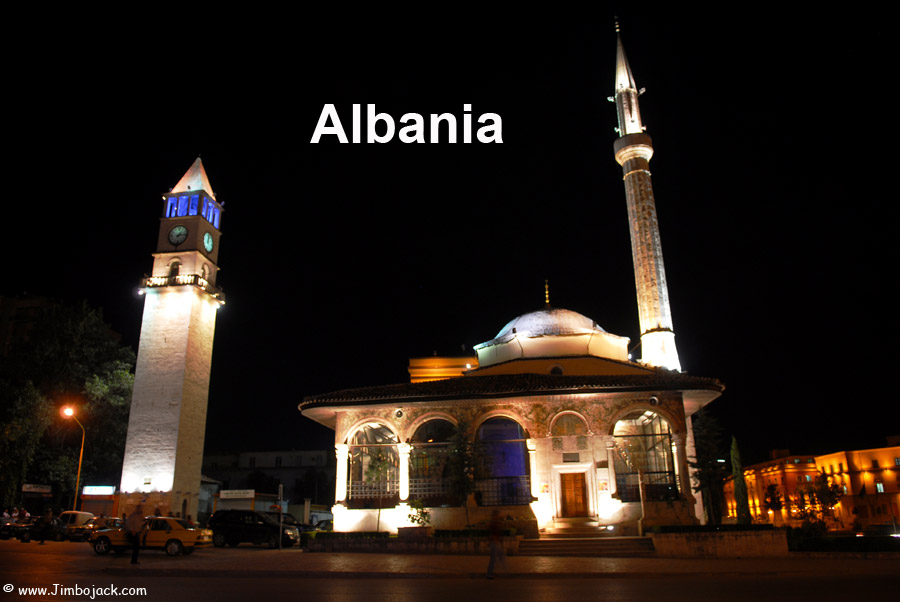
[62,406,85,512]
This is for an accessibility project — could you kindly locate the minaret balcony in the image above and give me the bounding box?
[140,273,226,303]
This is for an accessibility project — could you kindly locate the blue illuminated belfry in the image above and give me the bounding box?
[164,193,220,228]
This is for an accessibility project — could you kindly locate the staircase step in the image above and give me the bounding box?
[517,536,655,557]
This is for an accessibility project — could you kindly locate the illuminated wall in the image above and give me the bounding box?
[119,285,218,518]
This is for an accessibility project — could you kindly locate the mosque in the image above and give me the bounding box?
[299,31,724,534]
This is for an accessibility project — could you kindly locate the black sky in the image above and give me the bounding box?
[4,11,897,463]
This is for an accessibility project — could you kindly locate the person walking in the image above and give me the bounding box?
[38,509,53,544]
[486,510,507,579]
[126,505,145,565]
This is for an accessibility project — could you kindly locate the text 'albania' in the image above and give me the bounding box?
[310,104,503,144]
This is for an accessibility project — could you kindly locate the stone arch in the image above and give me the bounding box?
[403,411,458,442]
[344,420,400,509]
[167,257,182,278]
[548,410,592,437]
[609,409,680,503]
[605,401,682,437]
[474,416,532,506]
[407,416,458,505]
[343,418,401,445]
[473,409,531,439]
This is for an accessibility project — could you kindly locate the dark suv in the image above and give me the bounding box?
[207,510,299,548]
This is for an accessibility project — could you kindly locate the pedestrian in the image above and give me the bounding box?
[38,509,53,544]
[2,509,9,519]
[486,510,507,579]
[11,508,19,520]
[126,505,145,565]
[153,507,161,517]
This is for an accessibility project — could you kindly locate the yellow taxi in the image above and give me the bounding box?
[89,516,213,556]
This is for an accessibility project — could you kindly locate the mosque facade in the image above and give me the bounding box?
[299,31,724,535]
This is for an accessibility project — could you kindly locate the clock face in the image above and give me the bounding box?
[168,225,188,245]
[203,231,214,252]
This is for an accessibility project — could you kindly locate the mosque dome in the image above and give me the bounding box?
[473,306,630,368]
[493,307,606,341]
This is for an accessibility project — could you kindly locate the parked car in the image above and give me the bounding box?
[89,516,213,556]
[207,509,300,548]
[58,511,94,541]
[0,517,31,540]
[264,511,300,527]
[71,516,122,542]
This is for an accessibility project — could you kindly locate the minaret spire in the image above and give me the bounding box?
[613,25,645,137]
[612,26,682,372]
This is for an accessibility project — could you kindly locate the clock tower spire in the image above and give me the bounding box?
[611,26,682,372]
[119,157,225,520]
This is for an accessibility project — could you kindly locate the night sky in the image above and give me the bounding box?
[5,11,896,464]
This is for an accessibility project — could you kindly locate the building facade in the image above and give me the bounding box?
[299,31,724,534]
[723,445,900,530]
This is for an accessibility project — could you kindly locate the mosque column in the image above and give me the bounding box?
[334,444,349,503]
[684,416,704,522]
[526,439,538,497]
[397,442,411,501]
[672,433,693,501]
[606,439,618,497]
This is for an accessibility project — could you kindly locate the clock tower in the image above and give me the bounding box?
[119,157,225,520]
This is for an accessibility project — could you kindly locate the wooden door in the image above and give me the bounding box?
[560,472,588,517]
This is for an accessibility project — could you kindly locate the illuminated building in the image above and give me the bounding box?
[723,451,819,525]
[724,445,900,530]
[813,446,898,529]
[300,31,724,534]
[119,157,225,519]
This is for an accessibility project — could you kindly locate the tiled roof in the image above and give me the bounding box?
[301,372,724,409]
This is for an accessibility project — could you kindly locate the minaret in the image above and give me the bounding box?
[611,26,682,372]
[119,157,225,519]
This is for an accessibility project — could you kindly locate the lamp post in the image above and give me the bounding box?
[62,407,85,512]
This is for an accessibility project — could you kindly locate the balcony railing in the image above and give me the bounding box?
[141,274,225,301]
[474,476,533,506]
[347,479,399,509]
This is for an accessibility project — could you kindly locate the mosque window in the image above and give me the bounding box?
[165,197,178,217]
[189,194,200,216]
[177,195,189,217]
[347,423,399,509]
[612,411,678,503]
[475,418,531,506]
[410,419,457,504]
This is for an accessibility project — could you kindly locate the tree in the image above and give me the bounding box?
[763,484,784,526]
[444,419,482,527]
[731,436,752,525]
[364,451,393,532]
[0,381,52,508]
[688,409,728,525]
[804,472,843,519]
[0,300,135,509]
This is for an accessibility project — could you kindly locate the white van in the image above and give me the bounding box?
[58,511,94,541]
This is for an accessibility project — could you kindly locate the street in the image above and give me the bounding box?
[1,539,898,601]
